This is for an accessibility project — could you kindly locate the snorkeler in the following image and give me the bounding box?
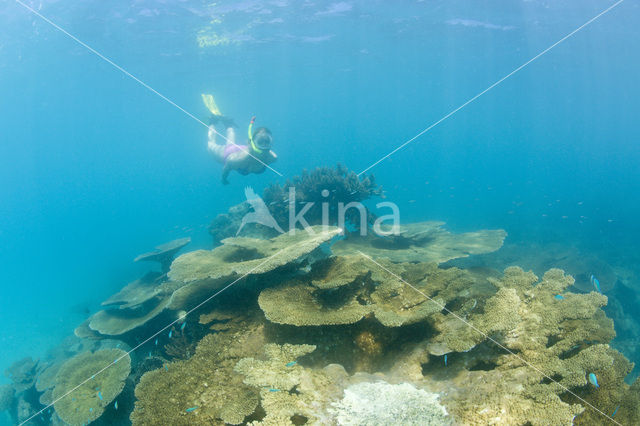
[202,94,277,185]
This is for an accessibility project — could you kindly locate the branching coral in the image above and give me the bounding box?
[262,164,382,231]
[209,164,382,242]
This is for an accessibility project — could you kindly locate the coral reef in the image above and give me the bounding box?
[390,267,627,425]
[258,255,483,328]
[333,221,507,264]
[167,226,341,310]
[329,381,451,426]
[4,357,40,393]
[134,237,191,273]
[52,348,131,426]
[131,316,265,425]
[88,295,172,336]
[0,384,14,412]
[235,343,350,425]
[209,164,382,242]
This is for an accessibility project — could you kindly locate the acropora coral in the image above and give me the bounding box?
[52,349,131,426]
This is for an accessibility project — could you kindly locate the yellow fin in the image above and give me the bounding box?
[201,93,222,116]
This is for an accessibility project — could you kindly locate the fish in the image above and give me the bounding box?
[155,338,158,346]
[612,405,620,417]
[89,408,93,413]
[285,361,297,367]
[268,388,280,392]
[169,330,173,338]
[588,373,599,388]
[590,275,602,293]
[164,364,168,371]
[185,406,198,413]
[114,401,118,410]
[180,322,186,331]
[554,295,564,300]
[148,351,152,358]
[97,391,103,401]
[444,354,448,366]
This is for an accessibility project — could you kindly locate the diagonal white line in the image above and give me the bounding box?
[358,251,620,425]
[13,0,283,177]
[357,0,625,176]
[18,242,303,426]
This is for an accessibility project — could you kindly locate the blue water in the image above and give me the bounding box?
[1,0,639,422]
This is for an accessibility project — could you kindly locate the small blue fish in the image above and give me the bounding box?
[180,322,186,332]
[444,354,448,366]
[116,343,121,348]
[164,364,168,371]
[89,408,93,413]
[590,275,602,293]
[588,373,599,388]
[185,406,198,413]
[114,401,118,410]
[612,405,620,417]
[91,375,95,380]
[148,351,152,358]
[268,388,280,392]
[97,391,103,401]
[114,358,118,364]
[554,294,564,300]
[286,361,297,367]
[155,338,158,346]
[168,330,173,338]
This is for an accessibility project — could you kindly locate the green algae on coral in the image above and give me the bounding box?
[52,349,130,426]
[333,221,506,264]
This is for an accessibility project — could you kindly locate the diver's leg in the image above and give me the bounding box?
[208,126,226,161]
[225,127,237,147]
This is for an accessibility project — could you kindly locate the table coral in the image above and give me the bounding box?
[168,226,341,310]
[52,348,131,426]
[398,267,628,425]
[134,237,191,273]
[332,221,506,264]
[131,318,265,425]
[235,343,349,425]
[4,357,40,393]
[258,255,482,328]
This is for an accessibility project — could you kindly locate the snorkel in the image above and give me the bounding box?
[248,116,263,154]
